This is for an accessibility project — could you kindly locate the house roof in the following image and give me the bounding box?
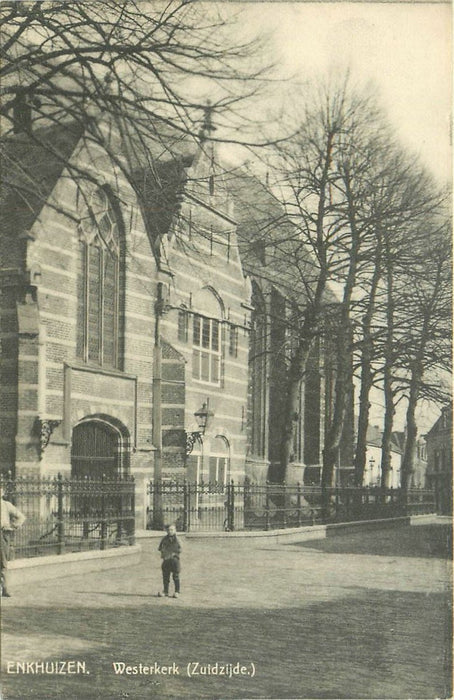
[366,425,403,454]
[426,404,453,437]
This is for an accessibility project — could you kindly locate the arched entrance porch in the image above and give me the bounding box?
[71,416,130,479]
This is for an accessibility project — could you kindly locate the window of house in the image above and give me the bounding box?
[229,325,238,357]
[77,187,122,368]
[192,314,221,384]
[178,309,188,342]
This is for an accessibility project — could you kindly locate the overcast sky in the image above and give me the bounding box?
[227,2,451,430]
[233,1,451,184]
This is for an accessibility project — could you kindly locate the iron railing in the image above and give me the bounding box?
[1,474,135,559]
[147,480,436,532]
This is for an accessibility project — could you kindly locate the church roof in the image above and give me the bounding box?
[1,117,342,309]
[0,121,83,238]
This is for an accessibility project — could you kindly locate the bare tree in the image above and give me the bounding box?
[0,0,273,229]
[232,71,450,493]
[372,176,449,491]
[267,76,392,484]
[394,219,452,492]
[351,153,447,488]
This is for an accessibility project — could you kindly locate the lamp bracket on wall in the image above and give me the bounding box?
[35,418,62,459]
[185,431,202,456]
[185,401,214,456]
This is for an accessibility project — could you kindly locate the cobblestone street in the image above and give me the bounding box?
[1,519,452,700]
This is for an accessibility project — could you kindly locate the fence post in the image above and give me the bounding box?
[56,473,65,555]
[183,480,189,532]
[401,487,408,516]
[129,477,135,544]
[100,475,107,550]
[117,477,123,544]
[227,479,235,531]
[153,479,164,530]
[265,481,270,531]
[187,482,192,532]
[282,482,287,529]
[297,482,302,527]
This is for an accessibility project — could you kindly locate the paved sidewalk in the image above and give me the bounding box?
[1,521,452,700]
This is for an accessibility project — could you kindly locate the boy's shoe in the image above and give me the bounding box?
[173,593,179,598]
[158,592,169,597]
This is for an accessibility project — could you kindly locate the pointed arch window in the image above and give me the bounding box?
[76,187,123,368]
[250,284,267,457]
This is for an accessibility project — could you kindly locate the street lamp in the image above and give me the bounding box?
[368,456,375,487]
[186,401,214,455]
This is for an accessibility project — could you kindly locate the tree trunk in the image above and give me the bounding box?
[380,241,394,490]
[401,356,424,492]
[355,371,372,486]
[322,170,359,490]
[380,366,395,489]
[354,242,382,486]
[322,335,350,488]
[279,317,320,482]
[401,260,444,492]
[278,130,334,483]
[400,394,417,492]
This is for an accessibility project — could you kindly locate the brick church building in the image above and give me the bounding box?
[1,112,353,524]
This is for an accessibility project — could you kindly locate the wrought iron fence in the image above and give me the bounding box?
[147,480,436,532]
[147,480,241,532]
[1,473,135,559]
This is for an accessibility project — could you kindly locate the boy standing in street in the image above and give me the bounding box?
[158,524,181,598]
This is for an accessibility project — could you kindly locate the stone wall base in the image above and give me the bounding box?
[7,544,141,587]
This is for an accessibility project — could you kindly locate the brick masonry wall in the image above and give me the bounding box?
[3,136,157,495]
[0,283,19,471]
[158,159,251,483]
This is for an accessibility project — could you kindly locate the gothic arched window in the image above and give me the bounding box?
[250,283,267,457]
[76,187,123,368]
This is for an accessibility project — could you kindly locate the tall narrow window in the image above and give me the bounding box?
[191,287,224,385]
[192,314,221,384]
[229,325,238,358]
[77,187,121,368]
[178,309,188,342]
[250,285,267,457]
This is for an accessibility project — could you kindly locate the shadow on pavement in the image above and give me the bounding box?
[289,524,452,559]
[2,587,451,700]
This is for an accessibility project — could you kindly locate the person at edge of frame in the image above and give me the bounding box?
[1,485,26,597]
[158,523,182,599]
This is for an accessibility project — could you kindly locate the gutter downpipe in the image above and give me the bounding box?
[152,281,165,528]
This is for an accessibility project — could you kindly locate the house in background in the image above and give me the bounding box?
[362,426,428,489]
[363,425,402,489]
[425,405,453,514]
[392,431,428,488]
